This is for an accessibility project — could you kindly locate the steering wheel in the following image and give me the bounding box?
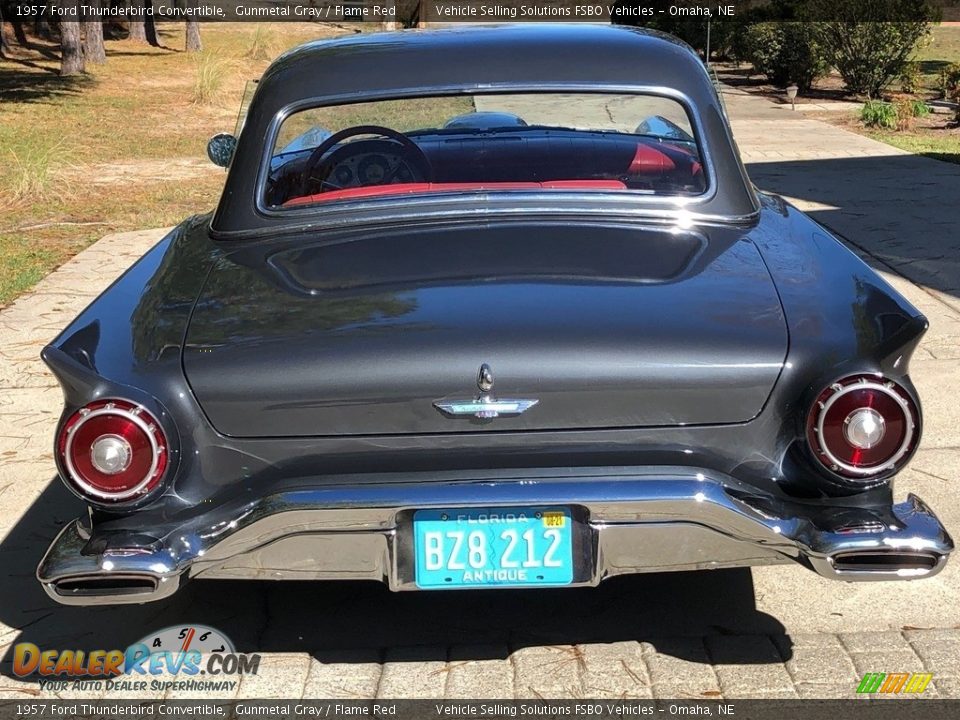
[299,125,433,196]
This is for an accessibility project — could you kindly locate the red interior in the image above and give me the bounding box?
[283,180,628,208]
[629,144,677,174]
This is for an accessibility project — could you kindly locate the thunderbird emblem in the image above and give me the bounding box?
[434,363,539,419]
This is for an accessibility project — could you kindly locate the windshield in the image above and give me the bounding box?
[234,79,259,138]
[265,92,707,209]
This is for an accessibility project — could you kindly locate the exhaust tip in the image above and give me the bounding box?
[52,574,159,598]
[828,551,943,578]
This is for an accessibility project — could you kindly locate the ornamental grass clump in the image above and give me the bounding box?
[192,53,228,105]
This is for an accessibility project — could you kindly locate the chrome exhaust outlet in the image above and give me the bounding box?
[832,551,941,574]
[52,574,159,597]
[37,523,184,606]
[812,550,947,581]
[42,572,182,606]
[802,494,953,582]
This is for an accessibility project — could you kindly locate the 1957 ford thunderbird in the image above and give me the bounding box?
[37,24,953,605]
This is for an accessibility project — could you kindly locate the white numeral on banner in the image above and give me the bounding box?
[544,528,563,568]
[423,526,565,571]
[500,529,520,568]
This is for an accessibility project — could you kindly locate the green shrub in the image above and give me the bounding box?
[910,100,931,118]
[861,100,897,129]
[939,63,960,99]
[742,21,828,91]
[899,62,921,95]
[894,100,928,130]
[806,0,935,97]
[865,99,928,131]
[729,23,752,66]
[742,23,779,78]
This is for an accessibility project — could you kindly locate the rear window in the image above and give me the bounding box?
[265,92,707,209]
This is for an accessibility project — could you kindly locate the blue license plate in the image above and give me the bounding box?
[413,506,574,589]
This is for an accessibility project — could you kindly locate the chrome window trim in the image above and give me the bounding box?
[253,82,720,222]
[207,206,760,242]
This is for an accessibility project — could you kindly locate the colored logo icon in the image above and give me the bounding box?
[857,672,933,694]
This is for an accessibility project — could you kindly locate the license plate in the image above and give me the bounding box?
[413,506,573,589]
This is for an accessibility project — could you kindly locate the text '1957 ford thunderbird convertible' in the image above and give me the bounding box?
[37,24,952,605]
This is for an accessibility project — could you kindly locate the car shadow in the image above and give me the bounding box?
[0,479,792,680]
[745,155,960,299]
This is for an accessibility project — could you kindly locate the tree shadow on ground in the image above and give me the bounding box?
[713,66,767,88]
[0,479,792,681]
[0,65,94,104]
[913,149,960,165]
[715,66,856,103]
[103,50,180,58]
[916,59,954,77]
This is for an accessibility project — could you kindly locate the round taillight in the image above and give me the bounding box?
[57,399,168,501]
[806,375,918,481]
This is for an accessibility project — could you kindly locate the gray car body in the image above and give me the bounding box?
[36,25,952,604]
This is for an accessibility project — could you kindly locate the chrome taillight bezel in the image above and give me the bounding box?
[58,399,168,502]
[806,374,919,482]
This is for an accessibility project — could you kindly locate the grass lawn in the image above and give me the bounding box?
[861,125,960,165]
[0,23,351,308]
[913,23,960,96]
[861,23,960,165]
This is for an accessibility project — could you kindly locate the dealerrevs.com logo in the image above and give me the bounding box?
[13,624,260,693]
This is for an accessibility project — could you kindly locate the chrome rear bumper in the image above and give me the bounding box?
[37,467,954,605]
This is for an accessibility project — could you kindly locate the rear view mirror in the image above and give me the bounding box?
[207,133,237,168]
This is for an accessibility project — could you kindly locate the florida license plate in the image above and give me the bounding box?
[413,506,574,589]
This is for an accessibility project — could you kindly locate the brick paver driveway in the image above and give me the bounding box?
[1,86,958,700]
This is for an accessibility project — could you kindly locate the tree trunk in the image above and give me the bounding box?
[128,20,146,42]
[185,18,201,52]
[35,18,52,39]
[128,0,147,42]
[144,0,159,47]
[82,2,106,64]
[83,22,106,63]
[0,13,10,60]
[11,19,27,46]
[382,0,397,30]
[0,7,27,58]
[60,20,85,75]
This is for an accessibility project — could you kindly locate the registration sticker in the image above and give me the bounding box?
[542,511,566,528]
